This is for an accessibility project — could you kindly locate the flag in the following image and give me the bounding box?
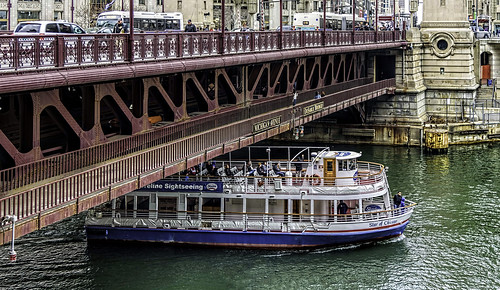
[105,0,116,10]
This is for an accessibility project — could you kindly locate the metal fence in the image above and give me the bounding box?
[0,30,404,73]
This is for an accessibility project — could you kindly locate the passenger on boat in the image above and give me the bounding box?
[246,161,256,176]
[294,155,304,176]
[257,162,267,176]
[224,164,234,177]
[393,191,402,208]
[206,161,217,176]
[338,200,348,215]
[272,163,285,177]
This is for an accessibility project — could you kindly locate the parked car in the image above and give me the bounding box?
[276,26,294,31]
[231,27,255,32]
[471,26,490,38]
[13,21,87,35]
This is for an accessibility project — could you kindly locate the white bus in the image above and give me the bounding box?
[96,11,183,33]
[293,12,366,31]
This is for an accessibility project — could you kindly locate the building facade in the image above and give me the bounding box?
[0,0,404,31]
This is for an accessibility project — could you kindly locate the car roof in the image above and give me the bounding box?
[17,21,70,24]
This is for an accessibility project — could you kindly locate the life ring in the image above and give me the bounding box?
[312,174,321,185]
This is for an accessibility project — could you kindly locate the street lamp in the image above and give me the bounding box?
[7,0,11,30]
[128,0,134,61]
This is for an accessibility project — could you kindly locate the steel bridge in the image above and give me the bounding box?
[0,29,406,245]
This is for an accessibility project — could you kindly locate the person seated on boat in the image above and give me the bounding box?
[272,163,285,177]
[257,162,267,176]
[224,164,234,177]
[338,200,348,215]
[206,161,217,176]
[400,197,406,212]
[393,191,402,208]
[189,166,197,175]
[246,161,256,176]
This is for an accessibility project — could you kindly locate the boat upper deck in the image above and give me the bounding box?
[140,146,389,200]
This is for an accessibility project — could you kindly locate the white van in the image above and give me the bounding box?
[14,21,86,35]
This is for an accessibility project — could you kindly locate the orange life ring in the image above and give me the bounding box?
[312,174,321,185]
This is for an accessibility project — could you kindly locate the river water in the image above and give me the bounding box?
[1,143,499,289]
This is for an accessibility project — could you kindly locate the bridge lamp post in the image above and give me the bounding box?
[128,0,135,61]
[71,0,74,22]
[7,0,11,30]
[323,0,326,46]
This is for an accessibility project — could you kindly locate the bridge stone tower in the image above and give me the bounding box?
[411,0,476,123]
[370,0,477,125]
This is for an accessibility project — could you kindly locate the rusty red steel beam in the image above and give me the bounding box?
[0,79,396,245]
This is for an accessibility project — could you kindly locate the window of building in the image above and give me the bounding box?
[0,11,7,19]
[54,11,62,20]
[313,1,318,11]
[292,2,296,10]
[440,0,445,6]
[157,0,162,5]
[177,0,182,10]
[18,11,40,21]
[283,1,288,10]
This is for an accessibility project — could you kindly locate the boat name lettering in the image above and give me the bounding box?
[253,116,281,133]
[138,181,223,193]
[369,220,397,227]
[164,183,204,191]
[303,102,324,116]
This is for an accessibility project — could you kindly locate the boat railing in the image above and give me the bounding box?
[162,161,387,196]
[89,201,416,231]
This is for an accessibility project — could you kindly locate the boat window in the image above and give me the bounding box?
[137,196,149,210]
[339,160,348,171]
[349,159,357,170]
[326,160,333,171]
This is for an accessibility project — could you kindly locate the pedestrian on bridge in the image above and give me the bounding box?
[185,19,197,32]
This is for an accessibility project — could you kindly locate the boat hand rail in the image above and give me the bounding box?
[167,161,385,182]
[96,201,416,222]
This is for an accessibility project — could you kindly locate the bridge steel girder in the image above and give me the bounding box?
[0,51,368,169]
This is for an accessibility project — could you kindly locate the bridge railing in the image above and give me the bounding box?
[0,30,404,73]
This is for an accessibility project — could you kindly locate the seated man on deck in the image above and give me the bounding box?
[272,163,285,177]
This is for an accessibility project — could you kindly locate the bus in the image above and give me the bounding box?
[96,11,183,33]
[292,12,366,31]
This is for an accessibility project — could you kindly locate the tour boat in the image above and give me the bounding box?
[85,146,416,248]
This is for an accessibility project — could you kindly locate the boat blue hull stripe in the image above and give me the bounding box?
[86,221,409,248]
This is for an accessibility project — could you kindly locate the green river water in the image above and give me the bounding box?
[0,143,499,289]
